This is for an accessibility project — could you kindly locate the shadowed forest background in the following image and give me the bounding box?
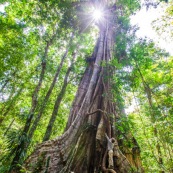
[0,0,173,173]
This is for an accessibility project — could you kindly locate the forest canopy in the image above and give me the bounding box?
[0,0,173,173]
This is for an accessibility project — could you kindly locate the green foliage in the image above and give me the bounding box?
[153,1,173,40]
[116,39,173,172]
[117,0,140,14]
[0,0,97,171]
[0,0,172,173]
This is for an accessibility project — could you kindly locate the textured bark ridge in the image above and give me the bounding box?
[24,7,143,173]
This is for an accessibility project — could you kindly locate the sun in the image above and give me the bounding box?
[92,9,103,21]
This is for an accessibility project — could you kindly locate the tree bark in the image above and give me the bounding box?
[26,33,74,147]
[8,34,75,173]
[43,52,76,141]
[9,32,54,172]
[24,7,143,172]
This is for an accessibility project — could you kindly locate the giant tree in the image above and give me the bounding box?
[22,1,143,173]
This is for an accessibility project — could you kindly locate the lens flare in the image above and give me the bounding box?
[92,9,103,21]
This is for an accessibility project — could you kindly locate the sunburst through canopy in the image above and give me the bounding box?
[92,9,103,21]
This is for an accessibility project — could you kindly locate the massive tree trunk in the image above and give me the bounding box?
[24,4,143,173]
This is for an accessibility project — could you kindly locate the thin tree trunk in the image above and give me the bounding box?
[0,70,17,93]
[43,52,76,141]
[9,33,54,172]
[24,6,143,172]
[26,33,74,146]
[3,118,15,136]
[0,79,9,93]
[0,87,23,124]
[0,86,16,116]
[136,65,164,173]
